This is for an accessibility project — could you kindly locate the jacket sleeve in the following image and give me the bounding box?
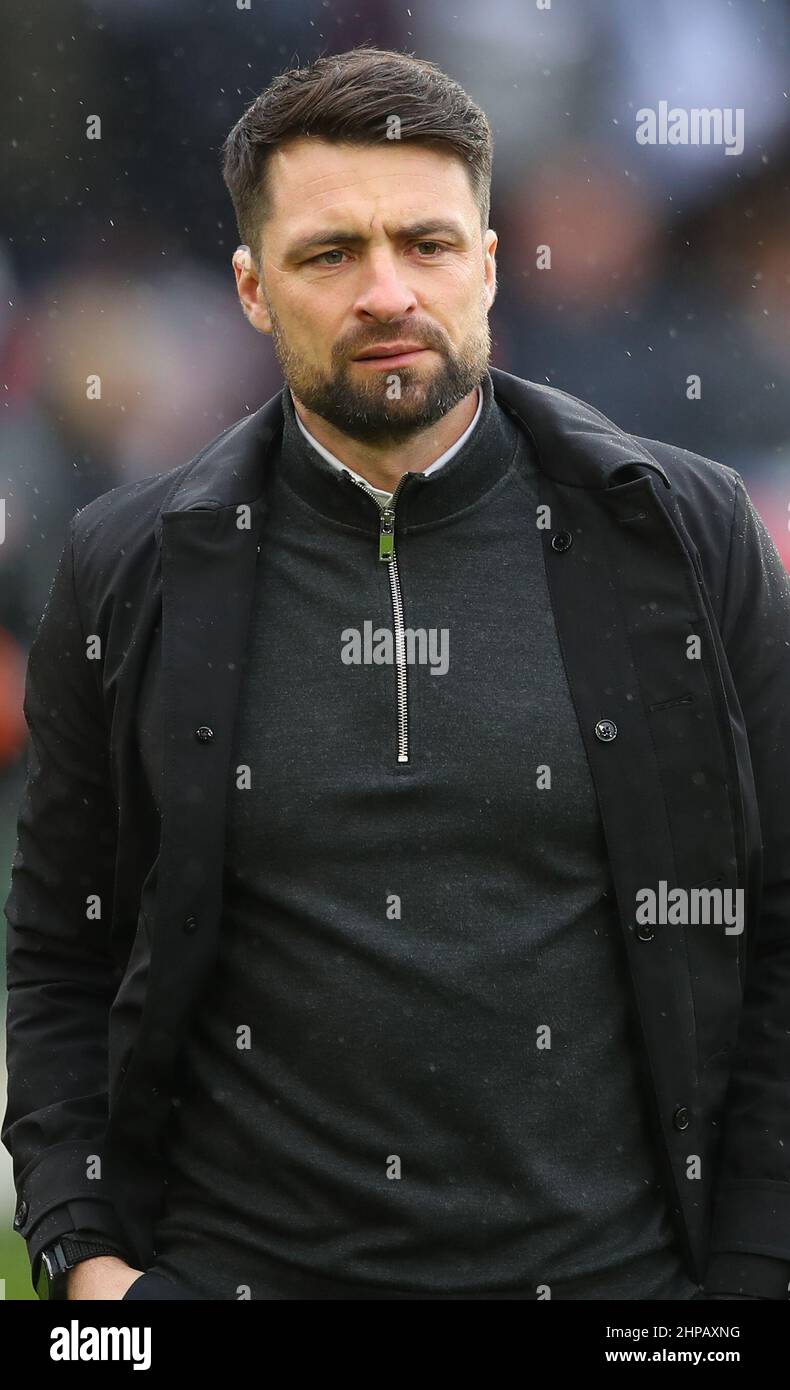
[1,514,128,1290]
[704,470,790,1298]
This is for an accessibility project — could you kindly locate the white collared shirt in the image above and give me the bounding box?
[290,384,483,506]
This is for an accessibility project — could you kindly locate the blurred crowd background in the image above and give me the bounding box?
[2,0,790,1295]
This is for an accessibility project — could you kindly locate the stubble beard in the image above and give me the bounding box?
[264,290,491,445]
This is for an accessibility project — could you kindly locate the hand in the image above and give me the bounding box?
[66,1255,146,1300]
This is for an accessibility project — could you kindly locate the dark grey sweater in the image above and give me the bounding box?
[140,368,697,1299]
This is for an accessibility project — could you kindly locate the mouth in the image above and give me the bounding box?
[352,346,432,368]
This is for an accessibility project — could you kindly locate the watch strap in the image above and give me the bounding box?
[60,1235,126,1264]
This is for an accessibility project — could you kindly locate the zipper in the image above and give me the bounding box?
[345,472,411,764]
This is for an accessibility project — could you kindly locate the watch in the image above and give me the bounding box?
[36,1235,125,1300]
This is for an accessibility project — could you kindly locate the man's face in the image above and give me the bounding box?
[233,136,497,444]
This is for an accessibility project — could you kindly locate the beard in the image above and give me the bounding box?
[263,288,491,445]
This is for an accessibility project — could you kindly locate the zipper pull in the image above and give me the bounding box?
[379,508,395,562]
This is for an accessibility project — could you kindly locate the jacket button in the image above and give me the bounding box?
[183,915,198,934]
[195,726,214,743]
[673,1106,691,1131]
[551,530,572,552]
[635,922,655,941]
[594,719,618,741]
[13,1199,28,1227]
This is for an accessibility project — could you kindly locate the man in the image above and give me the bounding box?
[4,45,790,1302]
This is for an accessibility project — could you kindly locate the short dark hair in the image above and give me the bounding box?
[221,45,493,266]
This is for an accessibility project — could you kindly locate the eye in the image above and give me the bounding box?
[308,241,447,266]
[309,248,349,266]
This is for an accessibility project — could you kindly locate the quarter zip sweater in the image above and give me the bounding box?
[142,368,698,1300]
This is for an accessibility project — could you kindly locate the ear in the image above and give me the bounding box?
[232,245,272,335]
[483,228,498,309]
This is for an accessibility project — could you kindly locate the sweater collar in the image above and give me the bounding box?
[274,368,523,530]
[290,382,483,506]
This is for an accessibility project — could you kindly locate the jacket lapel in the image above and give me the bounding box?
[492,368,743,1279]
[111,397,283,1157]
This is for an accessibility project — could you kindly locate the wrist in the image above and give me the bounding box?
[37,1235,132,1300]
[66,1254,131,1300]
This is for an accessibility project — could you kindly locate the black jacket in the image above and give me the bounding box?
[4,366,790,1298]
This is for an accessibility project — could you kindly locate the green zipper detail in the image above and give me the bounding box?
[379,508,396,562]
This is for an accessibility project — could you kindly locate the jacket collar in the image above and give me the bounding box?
[155,364,671,547]
[490,366,672,490]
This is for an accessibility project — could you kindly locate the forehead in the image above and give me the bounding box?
[265,136,477,226]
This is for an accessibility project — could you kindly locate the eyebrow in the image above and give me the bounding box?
[284,220,468,262]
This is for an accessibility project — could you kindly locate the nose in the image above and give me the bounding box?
[352,250,419,323]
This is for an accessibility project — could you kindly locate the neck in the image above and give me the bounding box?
[290,387,480,493]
